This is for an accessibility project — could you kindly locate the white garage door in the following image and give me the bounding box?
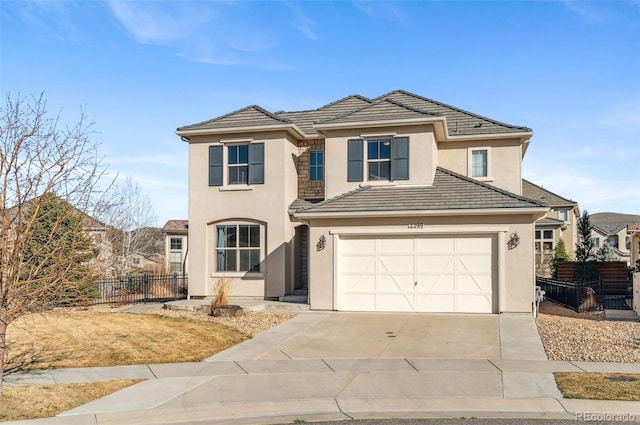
[338,235,494,313]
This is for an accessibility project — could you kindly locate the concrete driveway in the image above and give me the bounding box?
[208,311,548,362]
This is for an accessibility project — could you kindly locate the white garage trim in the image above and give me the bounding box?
[333,228,507,313]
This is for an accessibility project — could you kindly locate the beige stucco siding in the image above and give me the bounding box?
[306,214,537,313]
[437,138,523,195]
[187,131,299,299]
[323,124,438,199]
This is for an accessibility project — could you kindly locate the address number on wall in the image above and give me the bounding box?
[408,223,424,229]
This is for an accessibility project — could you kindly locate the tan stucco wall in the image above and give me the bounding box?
[164,234,188,273]
[437,138,523,195]
[305,214,537,313]
[323,124,438,199]
[186,130,299,299]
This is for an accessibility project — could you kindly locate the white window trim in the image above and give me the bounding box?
[467,147,493,182]
[211,220,265,277]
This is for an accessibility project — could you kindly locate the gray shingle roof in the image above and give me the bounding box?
[536,217,565,227]
[177,105,291,132]
[293,168,545,215]
[316,99,441,126]
[590,213,640,235]
[522,179,577,208]
[375,90,531,136]
[178,90,532,139]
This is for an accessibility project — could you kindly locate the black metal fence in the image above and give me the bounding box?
[92,273,188,305]
[536,276,632,312]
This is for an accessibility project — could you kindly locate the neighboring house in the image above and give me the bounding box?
[590,213,640,265]
[125,251,163,273]
[162,220,189,274]
[521,180,579,268]
[176,90,548,313]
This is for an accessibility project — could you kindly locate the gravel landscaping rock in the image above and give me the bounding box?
[536,302,640,363]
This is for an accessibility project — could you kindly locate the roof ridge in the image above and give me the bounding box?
[275,94,373,116]
[313,97,442,125]
[177,104,290,131]
[522,179,577,206]
[437,167,546,207]
[376,89,532,132]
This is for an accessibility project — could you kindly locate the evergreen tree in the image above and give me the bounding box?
[596,243,618,262]
[20,193,98,306]
[552,239,571,278]
[575,210,595,262]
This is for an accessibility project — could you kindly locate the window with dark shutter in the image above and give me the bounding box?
[347,139,363,182]
[209,145,223,186]
[392,137,409,180]
[248,143,264,185]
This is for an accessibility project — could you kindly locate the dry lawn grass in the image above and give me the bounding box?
[0,380,141,421]
[6,309,248,371]
[555,373,640,401]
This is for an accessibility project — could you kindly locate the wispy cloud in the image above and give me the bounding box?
[105,1,293,69]
[8,1,83,43]
[353,0,410,26]
[107,1,211,44]
[287,2,318,40]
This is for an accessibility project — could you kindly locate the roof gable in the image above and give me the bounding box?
[177,105,291,132]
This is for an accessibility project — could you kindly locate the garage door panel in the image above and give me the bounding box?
[339,235,495,313]
[380,238,415,253]
[458,275,492,292]
[416,255,455,272]
[342,274,376,292]
[378,274,414,292]
[379,255,414,273]
[418,274,455,292]
[342,256,375,273]
[457,255,492,272]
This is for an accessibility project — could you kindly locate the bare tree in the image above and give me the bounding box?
[100,176,159,275]
[0,93,109,394]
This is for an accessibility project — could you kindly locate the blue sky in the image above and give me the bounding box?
[2,0,639,226]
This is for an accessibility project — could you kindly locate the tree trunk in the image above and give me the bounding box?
[0,320,6,396]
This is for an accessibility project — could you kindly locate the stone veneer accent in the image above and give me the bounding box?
[297,139,325,199]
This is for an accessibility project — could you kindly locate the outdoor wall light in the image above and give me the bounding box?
[317,234,326,251]
[508,232,520,249]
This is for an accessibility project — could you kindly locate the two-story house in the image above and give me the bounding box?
[176,90,548,314]
[591,213,640,265]
[521,180,579,269]
[162,219,189,273]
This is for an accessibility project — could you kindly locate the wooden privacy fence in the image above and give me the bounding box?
[556,261,629,281]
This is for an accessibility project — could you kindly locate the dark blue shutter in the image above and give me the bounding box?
[209,145,223,186]
[347,139,363,182]
[248,143,264,184]
[392,137,409,180]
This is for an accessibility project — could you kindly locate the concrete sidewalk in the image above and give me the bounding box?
[4,312,640,425]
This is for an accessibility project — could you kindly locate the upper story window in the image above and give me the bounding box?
[209,143,264,187]
[216,224,261,273]
[367,139,392,180]
[347,137,409,182]
[607,235,619,249]
[309,150,324,181]
[558,209,568,222]
[170,237,182,250]
[228,145,249,184]
[591,237,600,248]
[471,149,488,178]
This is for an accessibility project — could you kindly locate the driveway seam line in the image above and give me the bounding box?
[405,358,420,372]
[486,359,502,372]
[334,372,360,399]
[146,364,158,379]
[322,359,336,373]
[234,361,249,375]
[378,314,411,358]
[569,361,588,372]
[333,398,354,420]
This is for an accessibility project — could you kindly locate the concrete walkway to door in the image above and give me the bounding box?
[5,311,640,425]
